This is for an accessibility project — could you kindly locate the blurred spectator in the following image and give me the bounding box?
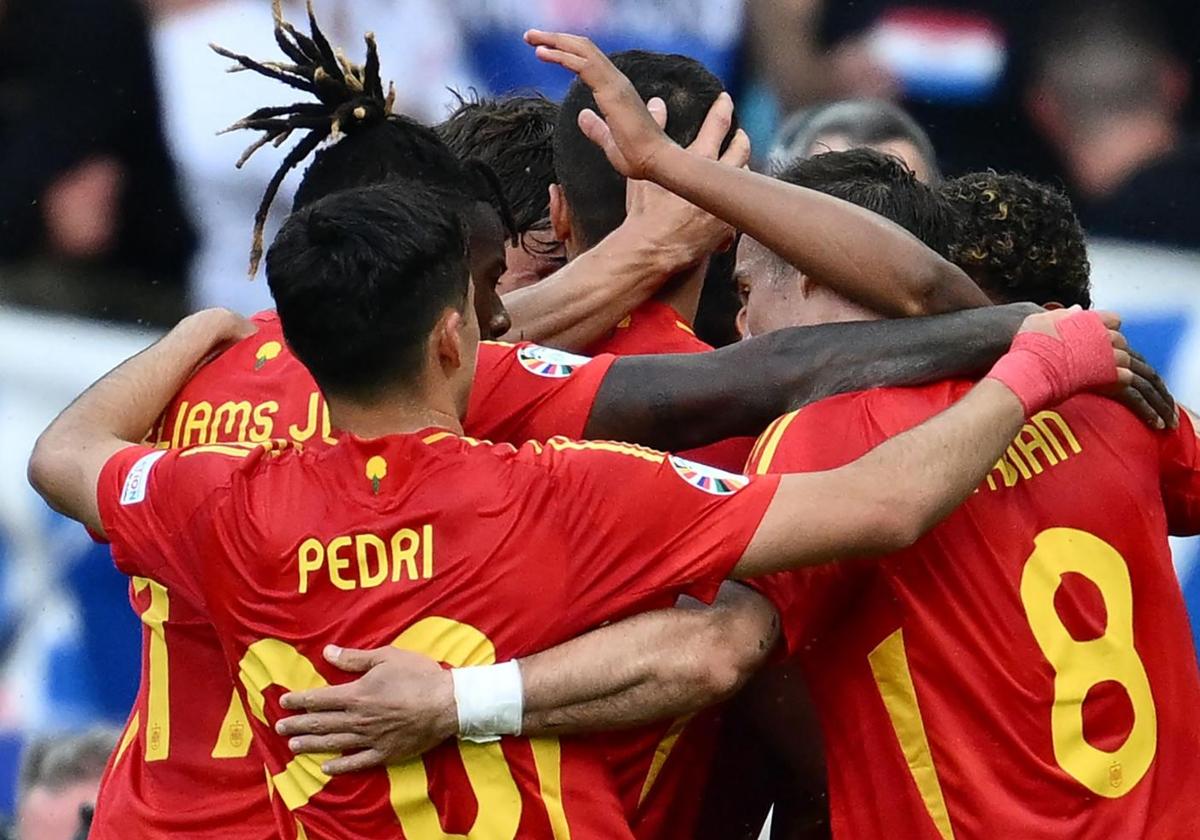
[1027,3,1200,250]
[0,0,195,325]
[768,99,941,182]
[452,0,745,99]
[15,728,115,840]
[150,0,472,314]
[744,0,1058,178]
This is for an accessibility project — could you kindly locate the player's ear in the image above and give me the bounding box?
[549,185,575,252]
[435,309,466,373]
[736,304,750,340]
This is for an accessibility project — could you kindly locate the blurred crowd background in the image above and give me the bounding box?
[1,0,1199,835]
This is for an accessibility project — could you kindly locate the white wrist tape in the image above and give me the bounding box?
[451,660,524,743]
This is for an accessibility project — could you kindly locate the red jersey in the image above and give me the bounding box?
[747,382,1200,840]
[91,311,619,839]
[95,430,780,839]
[586,301,754,490]
[584,299,752,837]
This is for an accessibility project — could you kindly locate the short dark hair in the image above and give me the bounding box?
[776,149,958,256]
[941,172,1092,307]
[439,93,559,237]
[266,182,470,400]
[770,100,941,182]
[214,2,513,274]
[555,50,735,247]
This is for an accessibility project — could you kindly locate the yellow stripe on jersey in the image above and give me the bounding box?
[746,415,784,470]
[421,431,491,448]
[752,410,800,475]
[113,711,140,768]
[868,629,956,840]
[211,688,253,759]
[547,437,666,464]
[637,715,692,807]
[675,320,696,336]
[179,444,254,459]
[482,339,517,348]
[531,738,573,840]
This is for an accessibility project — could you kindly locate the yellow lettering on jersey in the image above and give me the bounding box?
[182,401,214,447]
[320,400,338,446]
[289,392,322,442]
[327,536,355,591]
[356,534,389,588]
[251,400,278,441]
[985,412,1081,494]
[170,401,189,448]
[211,688,254,758]
[868,629,956,840]
[239,639,334,811]
[213,401,253,441]
[298,528,435,594]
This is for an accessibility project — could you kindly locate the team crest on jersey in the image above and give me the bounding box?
[669,455,751,496]
[516,345,592,378]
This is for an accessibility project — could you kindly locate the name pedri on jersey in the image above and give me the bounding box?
[88,311,622,839]
[96,426,779,839]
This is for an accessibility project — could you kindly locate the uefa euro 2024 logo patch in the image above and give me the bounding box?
[669,455,751,496]
[517,345,592,379]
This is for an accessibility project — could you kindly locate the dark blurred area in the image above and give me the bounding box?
[0,0,194,326]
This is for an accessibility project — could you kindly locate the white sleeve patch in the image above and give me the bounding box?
[120,450,168,506]
[668,455,751,496]
[516,344,593,379]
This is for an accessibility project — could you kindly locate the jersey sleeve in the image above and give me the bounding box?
[1159,408,1200,535]
[96,443,245,601]
[464,342,617,444]
[519,439,781,623]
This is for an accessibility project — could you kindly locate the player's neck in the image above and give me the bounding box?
[651,264,705,326]
[327,393,464,441]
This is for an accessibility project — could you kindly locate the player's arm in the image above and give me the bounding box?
[275,583,779,773]
[526,30,991,318]
[27,309,256,534]
[587,302,1033,448]
[731,310,1131,577]
[500,97,741,349]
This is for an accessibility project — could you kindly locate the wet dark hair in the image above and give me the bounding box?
[439,92,559,249]
[554,49,736,248]
[266,181,470,401]
[776,149,958,256]
[941,172,1092,308]
[213,0,513,275]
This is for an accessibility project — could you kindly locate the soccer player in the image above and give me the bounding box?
[729,169,1200,837]
[438,93,564,294]
[75,11,1070,839]
[30,172,1131,838]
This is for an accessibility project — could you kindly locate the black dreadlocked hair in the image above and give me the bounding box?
[214,0,514,276]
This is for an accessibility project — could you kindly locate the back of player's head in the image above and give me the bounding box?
[776,149,958,257]
[266,182,470,401]
[941,172,1092,308]
[439,92,559,237]
[770,100,941,183]
[555,49,735,248]
[215,0,514,274]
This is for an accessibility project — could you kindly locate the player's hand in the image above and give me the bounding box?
[1013,308,1176,428]
[626,95,744,264]
[527,29,711,181]
[276,645,456,774]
